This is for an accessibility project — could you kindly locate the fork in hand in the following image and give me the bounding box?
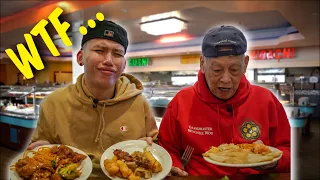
[181,145,194,169]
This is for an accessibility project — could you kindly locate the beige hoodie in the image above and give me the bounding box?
[31,73,158,178]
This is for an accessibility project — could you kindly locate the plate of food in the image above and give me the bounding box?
[10,144,92,180]
[100,140,172,180]
[202,143,282,168]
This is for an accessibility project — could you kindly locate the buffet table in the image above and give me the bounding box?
[284,104,317,136]
[0,111,37,150]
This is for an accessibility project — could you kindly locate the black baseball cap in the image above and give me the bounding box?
[81,20,128,53]
[202,25,247,57]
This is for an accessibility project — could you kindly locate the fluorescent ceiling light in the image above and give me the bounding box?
[159,35,190,43]
[140,16,186,36]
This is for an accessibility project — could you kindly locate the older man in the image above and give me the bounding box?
[159,26,290,177]
[28,20,158,177]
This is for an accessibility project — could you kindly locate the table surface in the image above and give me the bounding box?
[165,173,290,180]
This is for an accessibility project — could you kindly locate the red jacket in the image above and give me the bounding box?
[159,72,290,176]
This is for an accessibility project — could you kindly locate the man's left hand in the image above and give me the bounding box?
[138,137,153,145]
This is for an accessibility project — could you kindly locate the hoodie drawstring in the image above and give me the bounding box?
[231,104,235,144]
[216,104,236,144]
[95,105,103,143]
[216,104,222,145]
[99,104,106,151]
[94,103,106,151]
[87,97,103,144]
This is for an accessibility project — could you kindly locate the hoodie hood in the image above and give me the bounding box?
[74,73,143,106]
[73,73,144,148]
[194,71,250,108]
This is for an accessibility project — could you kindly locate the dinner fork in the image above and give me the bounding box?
[181,145,194,169]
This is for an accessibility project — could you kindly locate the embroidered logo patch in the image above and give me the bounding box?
[104,30,114,37]
[120,126,128,132]
[240,122,260,140]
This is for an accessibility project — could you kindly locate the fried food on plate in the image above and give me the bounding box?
[116,160,133,178]
[252,143,271,155]
[203,146,219,157]
[104,147,163,179]
[218,143,240,151]
[238,143,254,150]
[104,159,119,176]
[134,167,152,179]
[128,173,141,180]
[144,151,163,173]
[247,153,274,163]
[11,145,87,180]
[203,142,282,164]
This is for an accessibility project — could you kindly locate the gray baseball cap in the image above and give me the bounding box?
[202,25,247,57]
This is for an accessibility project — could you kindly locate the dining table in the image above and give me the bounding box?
[165,173,290,180]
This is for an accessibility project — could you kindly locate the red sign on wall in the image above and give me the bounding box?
[249,47,295,61]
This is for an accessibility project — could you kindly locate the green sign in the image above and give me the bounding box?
[128,57,149,67]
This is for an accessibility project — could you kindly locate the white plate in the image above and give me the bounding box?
[203,146,282,168]
[100,140,172,180]
[10,144,92,180]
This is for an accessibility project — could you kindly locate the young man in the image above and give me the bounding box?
[28,20,158,177]
[159,26,290,177]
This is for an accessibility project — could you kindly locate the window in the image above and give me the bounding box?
[256,68,286,83]
[257,75,286,83]
[171,76,197,86]
[257,68,285,74]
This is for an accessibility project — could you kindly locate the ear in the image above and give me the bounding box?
[200,55,205,74]
[77,50,84,66]
[243,55,250,73]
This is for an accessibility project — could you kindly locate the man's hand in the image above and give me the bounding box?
[253,161,278,171]
[27,140,50,150]
[168,166,188,177]
[138,137,153,145]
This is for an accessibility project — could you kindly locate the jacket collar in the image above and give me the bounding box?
[194,71,250,107]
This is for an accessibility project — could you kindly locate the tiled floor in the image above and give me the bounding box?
[296,119,320,180]
[1,120,319,180]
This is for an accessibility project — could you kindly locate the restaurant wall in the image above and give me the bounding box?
[3,63,20,85]
[125,46,319,73]
[247,46,319,69]
[287,67,319,77]
[0,64,5,84]
[46,62,72,84]
[286,67,320,86]
[0,61,72,85]
[125,55,200,73]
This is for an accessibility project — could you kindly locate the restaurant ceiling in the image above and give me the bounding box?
[0,1,319,54]
[0,0,45,18]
